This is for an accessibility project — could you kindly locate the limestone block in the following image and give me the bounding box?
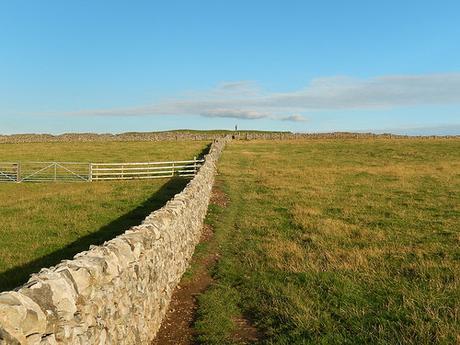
[0,292,46,344]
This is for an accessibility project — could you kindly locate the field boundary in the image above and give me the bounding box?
[0,137,229,344]
[0,158,204,183]
[1,131,458,144]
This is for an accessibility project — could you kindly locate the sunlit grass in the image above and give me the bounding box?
[196,138,460,344]
[0,140,209,162]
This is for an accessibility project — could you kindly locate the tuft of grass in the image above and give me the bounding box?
[0,140,209,291]
[195,138,460,344]
[195,286,241,345]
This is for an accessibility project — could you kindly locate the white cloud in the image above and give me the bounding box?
[264,73,460,109]
[67,73,460,121]
[201,109,269,119]
[280,114,307,122]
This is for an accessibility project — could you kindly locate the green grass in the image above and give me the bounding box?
[195,138,460,345]
[0,140,209,291]
[0,140,209,162]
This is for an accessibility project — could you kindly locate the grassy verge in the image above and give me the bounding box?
[194,191,247,345]
[195,138,460,344]
[0,140,209,291]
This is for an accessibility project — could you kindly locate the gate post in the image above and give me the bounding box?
[16,162,21,183]
[88,163,93,182]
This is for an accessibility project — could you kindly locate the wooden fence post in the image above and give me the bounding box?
[88,163,93,182]
[16,162,21,183]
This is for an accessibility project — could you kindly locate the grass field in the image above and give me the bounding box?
[0,140,209,291]
[194,139,460,344]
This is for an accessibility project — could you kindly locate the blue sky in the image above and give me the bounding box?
[1,0,459,134]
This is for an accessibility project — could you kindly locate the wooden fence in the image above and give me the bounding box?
[0,158,204,183]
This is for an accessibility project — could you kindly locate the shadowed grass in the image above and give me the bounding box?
[195,138,460,345]
[0,140,209,291]
[0,178,190,291]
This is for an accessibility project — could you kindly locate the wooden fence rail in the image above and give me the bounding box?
[0,158,204,183]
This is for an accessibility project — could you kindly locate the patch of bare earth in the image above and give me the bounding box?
[209,186,229,208]
[231,316,261,344]
[152,187,260,345]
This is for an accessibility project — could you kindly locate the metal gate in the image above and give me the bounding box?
[0,163,19,182]
[19,162,90,182]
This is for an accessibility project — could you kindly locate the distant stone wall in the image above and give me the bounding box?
[234,132,459,140]
[0,138,228,344]
[0,132,224,143]
[1,131,456,144]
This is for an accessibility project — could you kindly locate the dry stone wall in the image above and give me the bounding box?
[0,138,228,345]
[0,132,225,143]
[1,131,456,144]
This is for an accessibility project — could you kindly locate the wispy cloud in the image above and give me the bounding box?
[280,114,307,122]
[67,73,460,121]
[201,109,269,119]
[370,124,460,136]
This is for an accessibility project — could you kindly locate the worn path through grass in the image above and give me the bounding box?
[194,138,460,345]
